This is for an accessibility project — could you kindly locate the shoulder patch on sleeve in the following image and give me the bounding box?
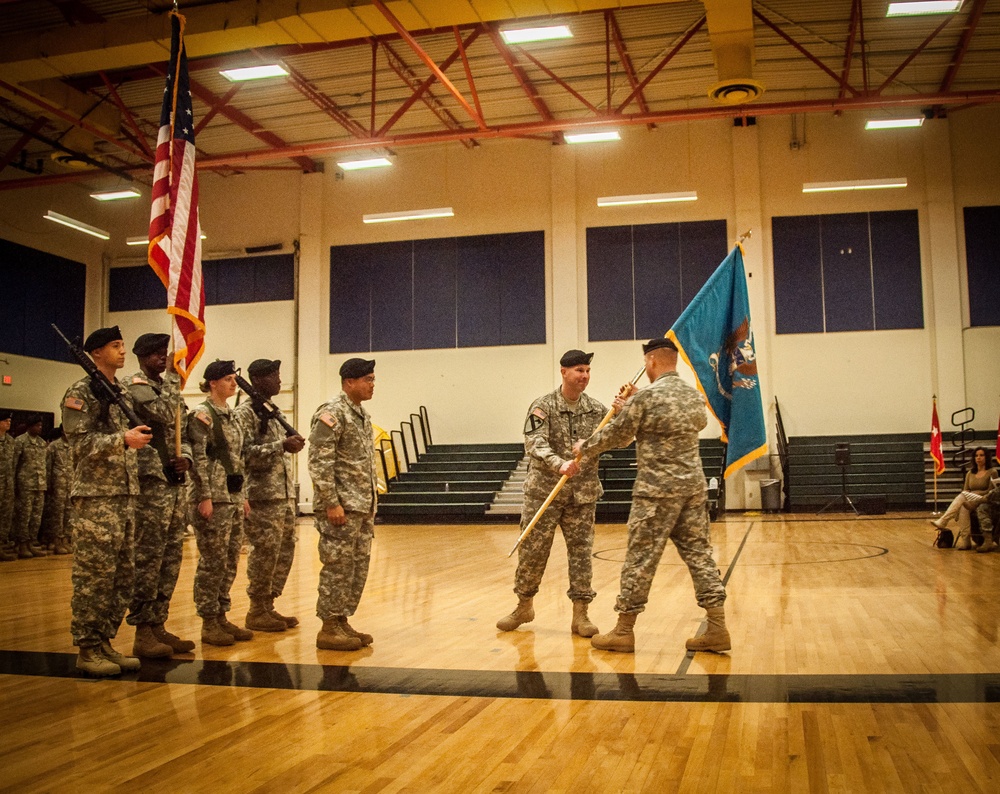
[131,376,148,385]
[64,397,85,412]
[319,412,337,429]
[195,411,211,426]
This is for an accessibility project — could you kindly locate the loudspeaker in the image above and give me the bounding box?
[857,495,886,515]
[835,443,851,466]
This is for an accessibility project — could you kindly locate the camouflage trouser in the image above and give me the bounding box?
[245,498,297,600]
[976,497,1000,540]
[192,502,243,618]
[615,493,726,615]
[315,510,374,619]
[0,478,14,544]
[127,479,189,626]
[70,495,135,648]
[514,491,597,603]
[40,489,71,546]
[13,489,45,544]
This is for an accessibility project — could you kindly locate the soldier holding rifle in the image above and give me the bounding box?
[59,326,153,676]
[496,350,607,638]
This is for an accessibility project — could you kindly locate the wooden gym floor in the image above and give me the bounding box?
[2,513,999,792]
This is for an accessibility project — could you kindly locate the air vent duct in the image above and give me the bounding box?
[708,78,765,105]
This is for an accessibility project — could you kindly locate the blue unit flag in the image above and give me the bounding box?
[667,245,767,477]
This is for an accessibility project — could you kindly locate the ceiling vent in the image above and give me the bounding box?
[50,151,100,169]
[708,78,765,105]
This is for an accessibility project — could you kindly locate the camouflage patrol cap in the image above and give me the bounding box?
[132,332,170,356]
[247,358,281,377]
[642,337,677,354]
[203,359,237,381]
[83,325,122,352]
[560,349,594,367]
[339,358,375,379]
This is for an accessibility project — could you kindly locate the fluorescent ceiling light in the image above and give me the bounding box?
[127,233,206,245]
[564,130,621,144]
[220,64,289,82]
[337,157,393,171]
[886,1,962,16]
[43,211,109,240]
[500,25,573,44]
[803,178,908,193]
[362,207,454,224]
[865,118,925,130]
[598,191,698,207]
[90,188,141,201]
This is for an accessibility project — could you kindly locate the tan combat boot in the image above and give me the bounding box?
[152,623,195,654]
[201,616,235,646]
[340,616,373,646]
[269,594,299,628]
[100,641,141,672]
[571,601,599,637]
[316,617,363,651]
[54,536,72,554]
[496,597,534,631]
[245,599,287,632]
[591,612,637,653]
[0,546,16,562]
[132,624,173,658]
[977,534,997,553]
[218,614,253,641]
[685,606,732,653]
[76,645,121,677]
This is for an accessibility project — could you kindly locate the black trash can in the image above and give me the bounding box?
[760,479,781,512]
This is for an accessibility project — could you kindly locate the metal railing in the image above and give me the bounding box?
[775,396,790,511]
[377,406,433,490]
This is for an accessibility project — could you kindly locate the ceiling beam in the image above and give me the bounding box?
[616,15,706,114]
[940,0,988,92]
[0,117,45,173]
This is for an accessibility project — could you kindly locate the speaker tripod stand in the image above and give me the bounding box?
[818,443,859,515]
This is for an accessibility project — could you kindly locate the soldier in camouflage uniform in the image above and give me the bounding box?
[62,326,153,676]
[308,357,378,652]
[0,411,17,562]
[974,475,1000,553]
[575,338,729,654]
[12,414,48,558]
[124,333,196,658]
[234,358,305,633]
[41,427,73,554]
[497,350,608,637]
[188,359,253,647]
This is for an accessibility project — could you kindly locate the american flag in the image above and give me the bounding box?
[148,11,204,386]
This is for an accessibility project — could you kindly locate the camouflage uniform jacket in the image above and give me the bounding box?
[308,393,377,515]
[0,434,13,496]
[62,375,141,497]
[523,389,607,505]
[234,400,295,501]
[187,399,245,505]
[45,437,73,498]
[580,371,707,499]
[126,370,192,482]
[13,433,47,492]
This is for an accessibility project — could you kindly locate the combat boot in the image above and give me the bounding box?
[340,616,373,646]
[977,535,997,553]
[685,606,732,653]
[54,536,71,554]
[218,614,253,641]
[269,594,299,628]
[245,599,287,632]
[152,623,195,653]
[201,616,235,646]
[591,612,637,653]
[571,601,599,637]
[0,546,16,561]
[316,618,363,651]
[100,641,141,672]
[132,624,173,658]
[76,645,120,677]
[16,542,35,558]
[496,597,534,631]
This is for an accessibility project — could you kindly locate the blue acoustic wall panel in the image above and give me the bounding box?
[499,230,545,346]
[821,213,874,332]
[633,222,681,340]
[870,210,923,330]
[370,241,413,352]
[965,205,1000,328]
[330,243,374,354]
[413,237,458,349]
[587,225,635,342]
[457,234,503,348]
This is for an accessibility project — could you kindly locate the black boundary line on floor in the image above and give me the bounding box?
[675,522,755,676]
[2,650,999,703]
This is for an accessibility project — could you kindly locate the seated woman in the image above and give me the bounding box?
[932,447,997,549]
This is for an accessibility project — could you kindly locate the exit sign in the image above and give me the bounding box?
[2,375,11,385]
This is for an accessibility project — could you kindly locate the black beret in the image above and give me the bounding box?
[83,326,122,352]
[203,359,237,381]
[642,337,677,354]
[0,410,11,422]
[560,349,594,367]
[248,358,281,377]
[25,413,43,426]
[339,358,375,379]
[132,332,170,357]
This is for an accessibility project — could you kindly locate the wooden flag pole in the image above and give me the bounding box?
[507,368,645,558]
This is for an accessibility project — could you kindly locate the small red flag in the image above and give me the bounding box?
[931,399,945,476]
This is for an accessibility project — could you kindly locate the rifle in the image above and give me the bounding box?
[52,324,143,428]
[234,372,300,438]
